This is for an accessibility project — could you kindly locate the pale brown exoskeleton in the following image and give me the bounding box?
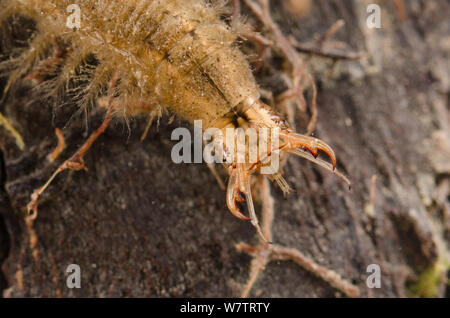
[0,0,356,296]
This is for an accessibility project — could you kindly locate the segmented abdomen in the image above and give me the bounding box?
[2,0,259,128]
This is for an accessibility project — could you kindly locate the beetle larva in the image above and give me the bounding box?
[0,0,350,243]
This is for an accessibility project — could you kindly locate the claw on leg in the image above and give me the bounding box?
[227,165,270,243]
[47,128,66,162]
[26,71,119,218]
[280,130,336,168]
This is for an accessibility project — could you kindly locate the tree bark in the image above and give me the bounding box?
[0,0,449,297]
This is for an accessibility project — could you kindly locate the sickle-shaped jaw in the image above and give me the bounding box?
[226,165,270,243]
[279,130,351,188]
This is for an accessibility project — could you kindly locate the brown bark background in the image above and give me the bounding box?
[0,0,449,297]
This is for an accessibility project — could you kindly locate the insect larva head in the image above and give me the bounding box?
[221,100,350,241]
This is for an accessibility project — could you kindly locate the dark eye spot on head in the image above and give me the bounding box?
[236,111,249,123]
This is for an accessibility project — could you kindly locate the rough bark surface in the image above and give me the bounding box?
[0,0,449,297]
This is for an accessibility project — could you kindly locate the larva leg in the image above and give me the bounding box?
[0,112,25,150]
[239,0,363,134]
[231,0,241,30]
[237,177,360,298]
[242,32,273,73]
[24,40,72,84]
[27,72,119,218]
[140,107,162,142]
[97,96,163,142]
[237,176,273,298]
[231,0,273,72]
[201,137,226,190]
[25,212,39,261]
[289,20,365,60]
